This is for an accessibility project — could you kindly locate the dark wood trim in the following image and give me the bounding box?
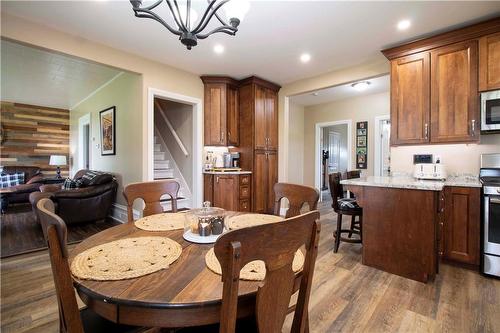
[238,76,281,92]
[200,76,240,87]
[381,16,500,60]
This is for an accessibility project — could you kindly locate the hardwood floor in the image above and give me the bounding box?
[1,200,499,332]
[1,203,120,258]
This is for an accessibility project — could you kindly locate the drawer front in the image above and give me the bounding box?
[239,200,250,212]
[239,186,250,199]
[240,175,251,185]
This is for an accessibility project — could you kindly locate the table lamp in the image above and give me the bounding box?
[49,155,67,179]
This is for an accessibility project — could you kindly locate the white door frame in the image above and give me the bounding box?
[374,115,390,177]
[147,88,203,208]
[78,113,91,174]
[314,119,352,197]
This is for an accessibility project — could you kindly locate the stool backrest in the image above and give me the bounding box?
[123,180,180,223]
[273,183,319,218]
[36,198,84,333]
[345,170,361,179]
[329,172,343,211]
[215,211,321,333]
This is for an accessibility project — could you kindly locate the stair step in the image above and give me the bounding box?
[154,151,166,160]
[154,161,170,169]
[154,169,174,178]
[154,144,162,152]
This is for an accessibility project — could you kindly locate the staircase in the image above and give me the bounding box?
[153,131,192,210]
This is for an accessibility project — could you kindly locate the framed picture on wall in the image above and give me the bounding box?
[356,121,368,169]
[99,106,116,156]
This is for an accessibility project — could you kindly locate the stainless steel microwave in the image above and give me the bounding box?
[481,90,500,132]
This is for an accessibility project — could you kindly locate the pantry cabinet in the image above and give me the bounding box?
[253,150,278,214]
[479,32,500,91]
[201,76,239,146]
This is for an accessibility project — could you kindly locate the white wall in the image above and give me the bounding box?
[301,92,390,186]
[288,101,305,184]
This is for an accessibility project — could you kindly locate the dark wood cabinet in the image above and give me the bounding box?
[203,173,251,212]
[479,32,500,92]
[390,52,430,145]
[383,17,500,146]
[253,150,277,214]
[430,41,479,143]
[201,76,239,146]
[237,77,280,213]
[442,186,481,266]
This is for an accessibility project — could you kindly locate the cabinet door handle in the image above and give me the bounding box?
[221,131,224,143]
[471,119,476,137]
[424,123,429,140]
[216,176,219,183]
[228,131,231,140]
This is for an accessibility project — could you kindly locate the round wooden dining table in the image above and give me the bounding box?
[70,212,301,328]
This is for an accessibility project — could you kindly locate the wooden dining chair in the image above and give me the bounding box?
[273,183,320,218]
[216,211,321,333]
[123,180,180,223]
[36,198,147,333]
[329,172,362,253]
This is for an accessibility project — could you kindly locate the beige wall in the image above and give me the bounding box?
[302,92,390,186]
[1,13,204,182]
[71,72,142,205]
[280,60,390,182]
[391,135,500,175]
[288,101,305,184]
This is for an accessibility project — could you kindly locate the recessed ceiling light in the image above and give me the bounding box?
[300,53,311,63]
[351,81,371,91]
[397,19,411,31]
[213,44,225,54]
[311,92,319,96]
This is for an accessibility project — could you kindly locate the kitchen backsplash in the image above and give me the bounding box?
[390,134,500,176]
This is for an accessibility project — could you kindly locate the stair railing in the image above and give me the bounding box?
[154,99,189,157]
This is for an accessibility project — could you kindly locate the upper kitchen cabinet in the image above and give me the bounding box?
[382,17,500,146]
[430,41,479,143]
[201,76,239,146]
[241,77,280,151]
[479,32,500,92]
[390,52,430,145]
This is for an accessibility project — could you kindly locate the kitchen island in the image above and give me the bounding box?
[341,176,481,283]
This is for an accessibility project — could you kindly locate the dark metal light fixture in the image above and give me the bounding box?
[130,0,249,50]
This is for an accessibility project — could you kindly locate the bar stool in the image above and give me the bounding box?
[329,172,363,253]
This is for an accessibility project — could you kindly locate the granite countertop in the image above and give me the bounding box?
[203,170,252,175]
[340,176,481,191]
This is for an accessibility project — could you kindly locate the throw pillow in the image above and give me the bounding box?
[0,172,25,188]
[63,178,78,190]
[80,170,106,187]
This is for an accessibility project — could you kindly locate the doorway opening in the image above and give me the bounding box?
[78,113,91,173]
[147,88,203,209]
[315,120,352,200]
[374,115,391,176]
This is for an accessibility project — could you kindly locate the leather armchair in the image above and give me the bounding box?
[30,170,118,225]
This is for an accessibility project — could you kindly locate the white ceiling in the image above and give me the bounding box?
[2,1,499,85]
[291,75,389,106]
[1,39,122,109]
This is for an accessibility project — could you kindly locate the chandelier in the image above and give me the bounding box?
[130,0,249,50]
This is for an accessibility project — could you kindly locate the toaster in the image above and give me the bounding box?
[413,163,447,180]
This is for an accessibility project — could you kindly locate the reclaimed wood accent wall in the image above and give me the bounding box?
[0,101,70,177]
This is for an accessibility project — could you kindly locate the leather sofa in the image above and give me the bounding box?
[30,169,118,225]
[2,166,45,204]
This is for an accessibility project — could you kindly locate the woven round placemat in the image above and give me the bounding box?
[205,248,304,281]
[226,214,284,230]
[134,212,186,231]
[71,236,182,281]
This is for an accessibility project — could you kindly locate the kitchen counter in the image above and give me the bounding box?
[341,176,481,191]
[203,170,252,175]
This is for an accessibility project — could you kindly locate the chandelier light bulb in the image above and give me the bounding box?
[223,0,250,21]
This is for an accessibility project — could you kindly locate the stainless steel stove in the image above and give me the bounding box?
[480,154,500,278]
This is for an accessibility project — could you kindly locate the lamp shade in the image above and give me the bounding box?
[49,155,67,166]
